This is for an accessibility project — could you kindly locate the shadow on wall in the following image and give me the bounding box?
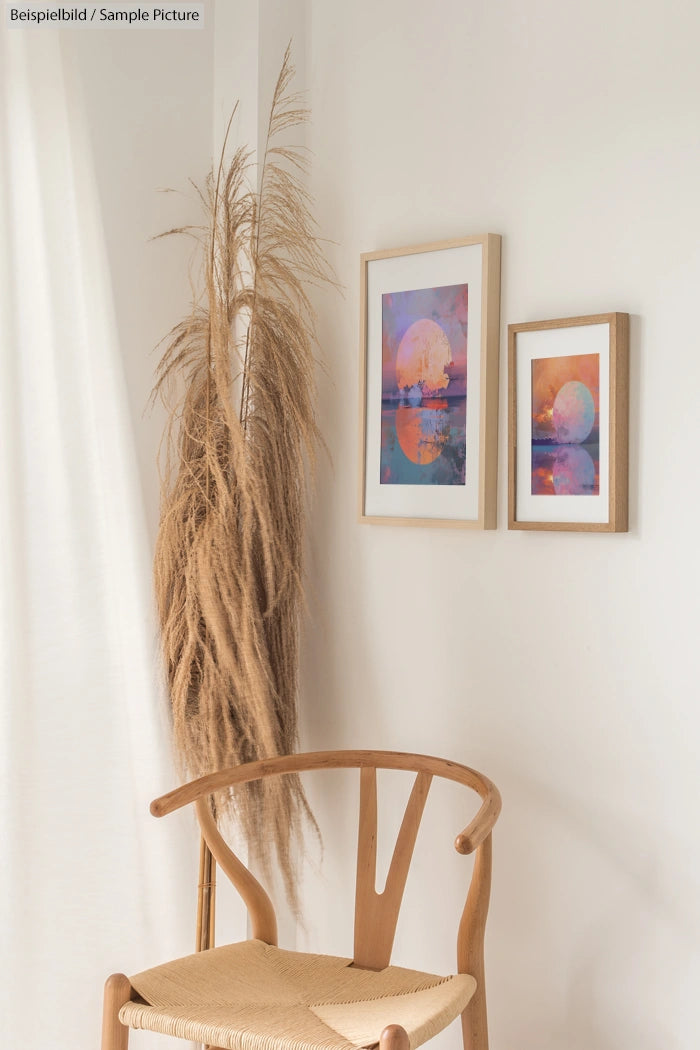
[498,766,696,1050]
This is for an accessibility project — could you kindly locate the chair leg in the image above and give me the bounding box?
[461,977,488,1050]
[380,1024,410,1050]
[101,973,132,1050]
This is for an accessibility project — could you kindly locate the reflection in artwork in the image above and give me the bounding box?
[380,284,467,485]
[531,353,600,495]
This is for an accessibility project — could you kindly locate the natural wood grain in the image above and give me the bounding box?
[358,234,501,529]
[609,312,630,532]
[480,234,502,530]
[196,835,216,953]
[508,312,630,532]
[101,973,132,1050]
[195,798,278,945]
[507,323,518,532]
[458,834,492,1050]
[354,769,432,969]
[361,234,495,263]
[152,752,500,841]
[196,843,215,1050]
[453,792,502,855]
[379,1024,411,1050]
[358,251,370,528]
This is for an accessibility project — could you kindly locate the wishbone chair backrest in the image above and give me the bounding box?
[151,750,501,972]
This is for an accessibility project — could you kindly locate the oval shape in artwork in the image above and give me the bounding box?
[552,445,597,495]
[395,404,450,465]
[552,380,595,444]
[395,318,452,398]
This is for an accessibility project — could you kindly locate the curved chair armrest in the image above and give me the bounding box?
[151,750,500,820]
[151,754,314,817]
[453,789,501,855]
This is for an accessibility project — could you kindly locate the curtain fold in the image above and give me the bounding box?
[0,23,193,1049]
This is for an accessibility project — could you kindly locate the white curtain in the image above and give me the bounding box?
[0,24,194,1050]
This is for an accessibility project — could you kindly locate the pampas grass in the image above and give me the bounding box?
[152,48,333,908]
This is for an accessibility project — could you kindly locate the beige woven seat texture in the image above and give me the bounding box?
[120,938,476,1050]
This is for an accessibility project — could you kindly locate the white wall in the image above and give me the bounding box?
[297,2,700,1049]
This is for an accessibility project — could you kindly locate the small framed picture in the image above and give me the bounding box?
[359,234,501,528]
[508,313,629,532]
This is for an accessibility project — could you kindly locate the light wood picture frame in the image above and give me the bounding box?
[508,313,629,532]
[359,234,501,528]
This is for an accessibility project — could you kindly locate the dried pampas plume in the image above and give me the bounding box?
[152,48,333,909]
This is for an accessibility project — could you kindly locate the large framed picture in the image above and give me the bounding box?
[508,313,629,532]
[359,234,501,528]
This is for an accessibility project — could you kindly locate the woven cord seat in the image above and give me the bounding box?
[101,752,501,1050]
[120,939,476,1050]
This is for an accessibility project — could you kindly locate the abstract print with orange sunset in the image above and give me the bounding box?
[531,353,600,495]
[380,283,467,485]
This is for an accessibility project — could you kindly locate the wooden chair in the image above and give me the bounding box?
[101,750,501,1050]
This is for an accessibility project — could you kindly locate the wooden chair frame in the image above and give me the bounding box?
[102,750,501,1050]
